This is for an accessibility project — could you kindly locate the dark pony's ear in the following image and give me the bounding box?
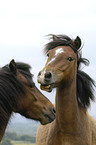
[73,36,81,50]
[9,59,17,75]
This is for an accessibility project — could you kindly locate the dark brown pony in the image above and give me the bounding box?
[37,35,96,145]
[0,59,55,142]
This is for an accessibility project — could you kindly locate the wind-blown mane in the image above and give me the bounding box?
[0,62,34,125]
[44,34,95,108]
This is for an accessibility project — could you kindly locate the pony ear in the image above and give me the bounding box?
[73,36,81,50]
[9,59,17,74]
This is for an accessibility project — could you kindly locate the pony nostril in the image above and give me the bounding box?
[45,72,52,79]
[44,72,52,82]
[51,107,56,114]
[38,71,41,76]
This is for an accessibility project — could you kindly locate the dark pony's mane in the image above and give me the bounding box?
[44,34,95,108]
[0,62,34,124]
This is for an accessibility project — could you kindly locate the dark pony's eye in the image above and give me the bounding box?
[30,82,35,88]
[67,57,73,61]
[27,78,35,88]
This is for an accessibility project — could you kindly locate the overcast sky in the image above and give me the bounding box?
[0,0,96,122]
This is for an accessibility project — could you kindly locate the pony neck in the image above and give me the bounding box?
[0,113,11,142]
[55,78,80,133]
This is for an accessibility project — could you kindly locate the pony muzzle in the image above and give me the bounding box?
[41,106,56,125]
[38,71,53,92]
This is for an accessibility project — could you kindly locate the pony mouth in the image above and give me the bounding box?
[41,113,55,125]
[40,84,53,92]
[45,114,55,122]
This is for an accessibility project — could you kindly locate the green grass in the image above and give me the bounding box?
[11,140,36,145]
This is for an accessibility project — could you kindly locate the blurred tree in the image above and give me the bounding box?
[4,132,18,140]
[1,138,13,145]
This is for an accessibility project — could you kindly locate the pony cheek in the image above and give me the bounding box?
[53,68,74,85]
[51,71,64,85]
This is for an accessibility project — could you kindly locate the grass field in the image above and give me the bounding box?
[11,140,36,145]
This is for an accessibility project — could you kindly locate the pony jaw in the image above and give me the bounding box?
[40,84,53,92]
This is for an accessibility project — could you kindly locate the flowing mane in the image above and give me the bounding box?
[44,34,95,108]
[0,62,34,123]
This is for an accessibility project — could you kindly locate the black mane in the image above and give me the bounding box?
[0,62,34,124]
[44,34,95,108]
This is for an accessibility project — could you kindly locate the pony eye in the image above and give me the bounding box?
[47,53,49,57]
[67,57,73,61]
[30,82,35,88]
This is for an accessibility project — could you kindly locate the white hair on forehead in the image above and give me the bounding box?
[47,48,64,66]
[55,48,64,56]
